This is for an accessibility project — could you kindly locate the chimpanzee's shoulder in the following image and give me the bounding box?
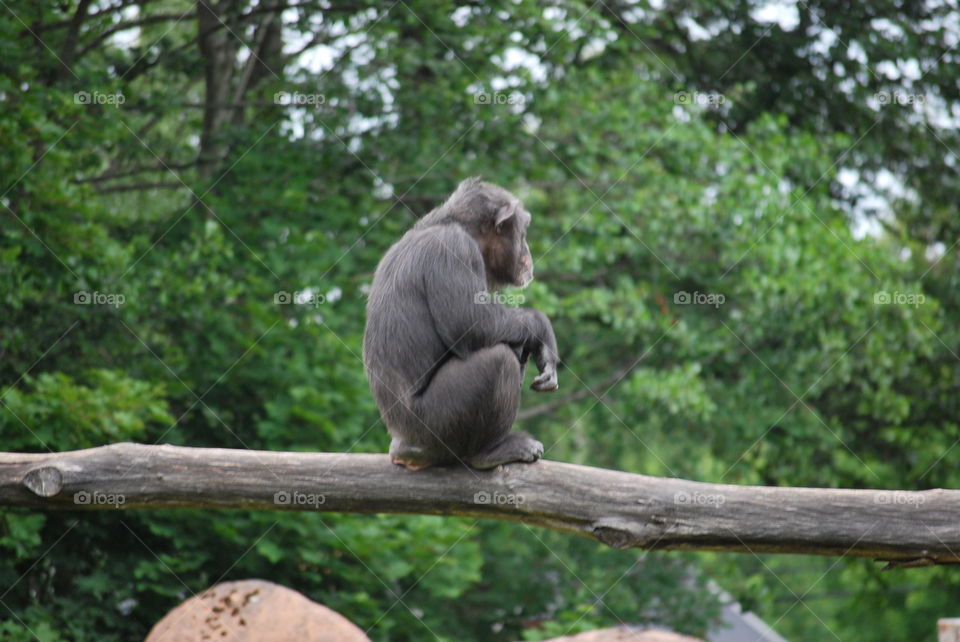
[405,224,479,258]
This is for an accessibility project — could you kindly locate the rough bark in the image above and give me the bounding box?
[197,0,238,177]
[1,443,957,568]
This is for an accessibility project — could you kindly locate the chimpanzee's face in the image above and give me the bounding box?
[482,201,533,290]
[513,214,534,288]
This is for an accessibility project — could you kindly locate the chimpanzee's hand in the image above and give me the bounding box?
[531,362,558,392]
[530,336,558,392]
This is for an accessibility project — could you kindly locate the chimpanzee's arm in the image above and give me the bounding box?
[421,226,557,380]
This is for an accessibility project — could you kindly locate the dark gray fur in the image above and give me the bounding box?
[363,178,560,470]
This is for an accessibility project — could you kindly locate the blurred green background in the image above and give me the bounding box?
[2,1,959,640]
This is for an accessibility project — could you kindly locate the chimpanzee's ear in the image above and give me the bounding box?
[494,204,516,232]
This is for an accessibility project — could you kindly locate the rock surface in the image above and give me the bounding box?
[145,578,371,641]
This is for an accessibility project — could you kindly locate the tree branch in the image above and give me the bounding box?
[77,10,197,59]
[58,0,93,76]
[94,180,185,194]
[29,0,158,33]
[230,10,279,108]
[75,160,199,184]
[2,443,957,568]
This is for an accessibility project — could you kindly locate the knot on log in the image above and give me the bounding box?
[23,467,63,497]
[592,521,635,549]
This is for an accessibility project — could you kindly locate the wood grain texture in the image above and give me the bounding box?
[1,443,956,567]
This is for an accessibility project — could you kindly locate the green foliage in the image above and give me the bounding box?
[1,370,171,450]
[2,1,958,639]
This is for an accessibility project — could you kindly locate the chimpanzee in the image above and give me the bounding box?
[363,178,560,470]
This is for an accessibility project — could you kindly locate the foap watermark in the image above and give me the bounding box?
[473,490,525,506]
[874,491,924,507]
[674,490,725,507]
[473,91,526,106]
[875,91,925,106]
[874,290,925,307]
[674,90,725,107]
[474,290,525,306]
[74,490,125,507]
[273,490,326,508]
[274,290,326,307]
[674,290,725,308]
[274,91,326,107]
[74,90,125,106]
[74,290,125,307]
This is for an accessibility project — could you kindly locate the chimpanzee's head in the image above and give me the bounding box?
[430,177,534,290]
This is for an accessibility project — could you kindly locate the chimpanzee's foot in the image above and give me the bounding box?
[389,439,436,470]
[466,431,543,470]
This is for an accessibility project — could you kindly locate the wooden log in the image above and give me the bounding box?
[0,443,956,567]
